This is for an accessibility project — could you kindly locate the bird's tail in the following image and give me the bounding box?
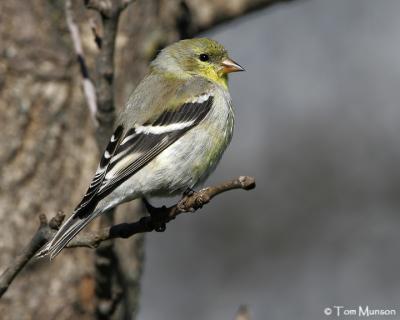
[36,208,101,260]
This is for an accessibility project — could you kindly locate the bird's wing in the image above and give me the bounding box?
[73,125,125,217]
[74,92,214,218]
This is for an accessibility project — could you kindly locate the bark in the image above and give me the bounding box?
[0,0,292,319]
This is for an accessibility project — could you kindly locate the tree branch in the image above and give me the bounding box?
[65,0,98,122]
[69,176,256,247]
[89,0,134,148]
[0,213,64,297]
[0,176,255,298]
[187,0,296,35]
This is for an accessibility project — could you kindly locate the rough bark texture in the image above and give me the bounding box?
[0,0,292,319]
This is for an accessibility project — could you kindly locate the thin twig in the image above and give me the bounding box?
[0,213,64,297]
[65,0,98,123]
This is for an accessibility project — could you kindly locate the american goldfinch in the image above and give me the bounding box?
[40,38,244,259]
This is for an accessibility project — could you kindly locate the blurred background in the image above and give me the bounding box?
[1,0,400,319]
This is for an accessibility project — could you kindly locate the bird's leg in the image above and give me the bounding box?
[142,197,156,213]
[142,198,167,232]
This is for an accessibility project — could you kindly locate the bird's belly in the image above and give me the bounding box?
[132,124,232,196]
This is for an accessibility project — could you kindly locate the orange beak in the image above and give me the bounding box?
[221,58,245,74]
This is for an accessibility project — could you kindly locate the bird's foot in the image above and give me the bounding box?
[142,198,167,232]
[183,187,196,197]
[177,188,210,212]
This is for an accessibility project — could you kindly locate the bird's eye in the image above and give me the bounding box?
[199,53,209,62]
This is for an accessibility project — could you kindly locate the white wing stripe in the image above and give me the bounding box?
[120,133,136,146]
[191,93,210,104]
[135,121,194,135]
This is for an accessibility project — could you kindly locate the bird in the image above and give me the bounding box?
[38,38,244,259]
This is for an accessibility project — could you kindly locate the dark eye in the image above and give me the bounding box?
[199,53,209,62]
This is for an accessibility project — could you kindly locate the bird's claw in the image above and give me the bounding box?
[178,190,210,212]
[183,187,196,197]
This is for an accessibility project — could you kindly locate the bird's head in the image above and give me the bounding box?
[151,38,244,88]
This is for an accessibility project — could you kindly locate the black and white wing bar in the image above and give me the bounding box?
[73,94,214,218]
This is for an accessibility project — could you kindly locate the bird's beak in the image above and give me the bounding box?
[221,58,245,74]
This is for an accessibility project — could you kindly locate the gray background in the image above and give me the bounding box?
[140,0,400,319]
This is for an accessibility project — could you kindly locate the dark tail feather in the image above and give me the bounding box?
[36,209,100,260]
